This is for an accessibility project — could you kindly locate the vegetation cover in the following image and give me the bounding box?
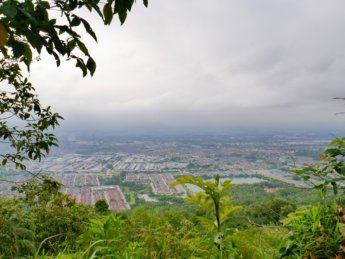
[0,175,288,258]
[1,0,345,257]
[1,164,345,257]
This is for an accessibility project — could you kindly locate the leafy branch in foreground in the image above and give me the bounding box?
[170,174,241,258]
[0,59,62,170]
[283,137,345,258]
[0,0,148,169]
[291,137,345,194]
[0,0,149,75]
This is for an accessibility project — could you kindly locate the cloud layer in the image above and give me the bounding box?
[29,0,345,134]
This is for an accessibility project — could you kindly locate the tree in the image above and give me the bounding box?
[0,59,62,170]
[170,174,241,258]
[95,199,109,215]
[0,0,148,169]
[248,198,296,225]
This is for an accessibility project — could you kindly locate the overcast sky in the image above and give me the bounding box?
[29,0,345,135]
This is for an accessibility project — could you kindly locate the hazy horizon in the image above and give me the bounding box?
[28,0,345,134]
[54,125,345,140]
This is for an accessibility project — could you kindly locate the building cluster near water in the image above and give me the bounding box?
[0,134,331,211]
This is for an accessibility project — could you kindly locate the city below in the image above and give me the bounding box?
[0,132,333,211]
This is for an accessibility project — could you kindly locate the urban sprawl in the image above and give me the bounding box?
[0,133,331,211]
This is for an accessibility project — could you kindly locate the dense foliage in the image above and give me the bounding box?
[0,177,97,257]
[0,176,291,258]
[0,176,320,258]
[1,161,345,258]
[0,0,148,169]
[2,0,344,257]
[283,137,345,258]
[280,202,345,258]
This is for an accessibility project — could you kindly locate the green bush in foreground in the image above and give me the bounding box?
[280,200,345,258]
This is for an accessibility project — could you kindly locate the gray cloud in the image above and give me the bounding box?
[28,0,345,134]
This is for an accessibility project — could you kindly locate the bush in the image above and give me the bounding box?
[280,202,345,258]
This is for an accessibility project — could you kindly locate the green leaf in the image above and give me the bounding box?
[324,148,341,157]
[80,18,97,42]
[103,3,113,25]
[25,30,42,52]
[76,40,89,56]
[57,25,69,35]
[303,176,310,181]
[291,167,315,175]
[1,4,18,18]
[126,0,135,11]
[23,43,33,64]
[76,59,87,77]
[23,0,35,12]
[143,0,148,7]
[51,51,61,67]
[118,10,127,25]
[70,17,81,27]
[49,28,66,55]
[2,159,7,166]
[39,1,50,9]
[12,41,25,58]
[17,7,36,23]
[87,57,96,76]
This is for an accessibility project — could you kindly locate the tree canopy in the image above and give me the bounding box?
[0,0,148,169]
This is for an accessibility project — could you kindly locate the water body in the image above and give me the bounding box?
[185,177,265,192]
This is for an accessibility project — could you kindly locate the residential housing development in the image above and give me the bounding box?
[0,133,331,211]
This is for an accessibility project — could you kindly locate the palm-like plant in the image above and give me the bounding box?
[170,174,241,258]
[79,214,124,257]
